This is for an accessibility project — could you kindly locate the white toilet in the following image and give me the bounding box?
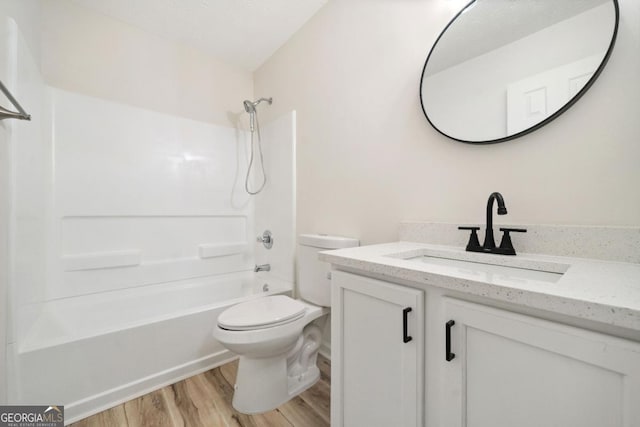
[213,233,358,414]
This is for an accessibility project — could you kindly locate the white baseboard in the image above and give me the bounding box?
[64,350,236,425]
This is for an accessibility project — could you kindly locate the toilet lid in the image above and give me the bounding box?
[218,295,306,331]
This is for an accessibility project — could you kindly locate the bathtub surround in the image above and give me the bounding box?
[2,14,298,420]
[0,130,6,404]
[45,89,255,299]
[1,1,303,419]
[0,1,41,66]
[254,112,297,285]
[0,75,8,406]
[0,11,47,407]
[7,90,297,421]
[0,16,12,399]
[254,0,640,244]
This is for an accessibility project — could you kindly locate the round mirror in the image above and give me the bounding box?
[420,0,619,144]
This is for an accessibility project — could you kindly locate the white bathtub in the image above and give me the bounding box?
[10,272,292,424]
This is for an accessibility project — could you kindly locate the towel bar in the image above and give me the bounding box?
[0,79,30,121]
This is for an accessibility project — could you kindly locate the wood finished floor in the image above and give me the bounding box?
[71,355,330,427]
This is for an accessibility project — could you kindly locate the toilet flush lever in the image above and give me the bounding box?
[257,230,273,249]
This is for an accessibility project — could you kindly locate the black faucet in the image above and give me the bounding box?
[459,192,526,255]
[483,192,507,250]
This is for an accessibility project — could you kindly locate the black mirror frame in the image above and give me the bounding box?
[419,0,620,144]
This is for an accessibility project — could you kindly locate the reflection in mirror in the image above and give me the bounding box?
[420,0,619,144]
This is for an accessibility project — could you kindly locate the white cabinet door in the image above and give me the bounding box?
[332,271,424,427]
[442,298,640,427]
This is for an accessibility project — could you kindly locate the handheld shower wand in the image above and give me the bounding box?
[242,97,273,195]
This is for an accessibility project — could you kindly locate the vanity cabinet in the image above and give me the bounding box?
[440,298,640,427]
[331,271,424,427]
[330,270,640,427]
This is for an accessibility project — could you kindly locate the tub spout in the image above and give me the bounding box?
[254,264,271,272]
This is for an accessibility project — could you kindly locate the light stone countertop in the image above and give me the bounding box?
[319,241,640,332]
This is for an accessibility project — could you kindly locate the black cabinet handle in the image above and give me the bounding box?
[445,320,455,361]
[403,307,412,343]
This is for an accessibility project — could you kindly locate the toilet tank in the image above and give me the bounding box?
[297,234,359,306]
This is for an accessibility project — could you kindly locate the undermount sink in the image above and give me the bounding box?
[386,248,570,284]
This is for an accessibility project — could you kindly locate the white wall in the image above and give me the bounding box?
[254,0,640,245]
[41,0,253,128]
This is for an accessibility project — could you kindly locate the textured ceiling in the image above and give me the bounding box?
[71,0,328,71]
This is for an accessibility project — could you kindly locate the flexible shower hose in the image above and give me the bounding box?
[245,111,267,195]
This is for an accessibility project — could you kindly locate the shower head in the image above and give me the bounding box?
[243,100,255,114]
[243,97,273,114]
[243,97,273,133]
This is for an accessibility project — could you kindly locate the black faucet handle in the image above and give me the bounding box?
[497,228,527,255]
[458,226,482,252]
[499,227,527,233]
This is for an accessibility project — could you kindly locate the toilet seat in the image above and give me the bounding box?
[218,295,306,331]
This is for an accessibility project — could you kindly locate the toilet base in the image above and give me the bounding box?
[231,321,325,414]
[231,357,321,415]
[232,354,289,414]
[287,364,320,399]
